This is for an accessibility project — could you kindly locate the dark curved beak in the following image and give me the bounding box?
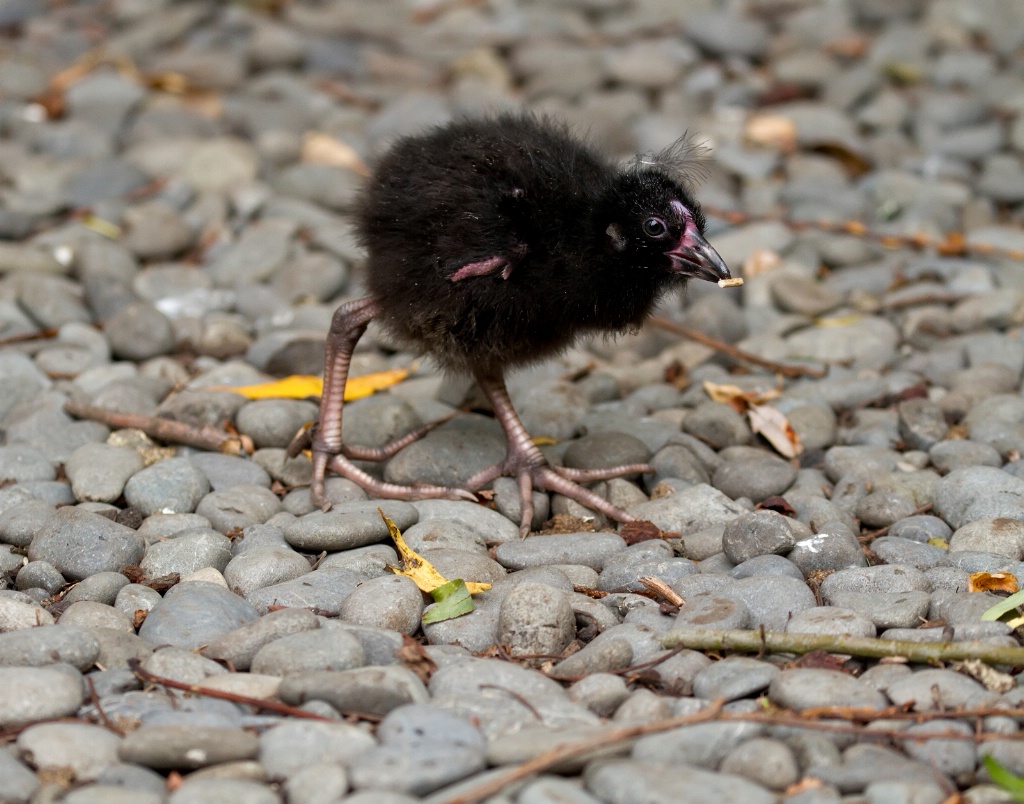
[666,231,732,283]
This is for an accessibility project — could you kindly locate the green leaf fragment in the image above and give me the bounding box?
[422,579,475,624]
[983,755,1024,802]
[882,61,922,84]
[980,589,1024,622]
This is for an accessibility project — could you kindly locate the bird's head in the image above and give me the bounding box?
[600,168,731,285]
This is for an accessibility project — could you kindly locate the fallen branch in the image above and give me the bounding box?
[649,316,827,379]
[127,659,339,722]
[443,695,1024,804]
[0,327,58,348]
[444,699,726,804]
[660,628,1024,667]
[701,205,1024,263]
[547,644,688,683]
[859,503,934,544]
[127,659,383,724]
[85,676,126,737]
[64,399,243,456]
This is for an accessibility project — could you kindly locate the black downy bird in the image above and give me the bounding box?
[302,114,735,535]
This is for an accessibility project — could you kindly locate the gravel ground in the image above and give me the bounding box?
[1,0,1024,802]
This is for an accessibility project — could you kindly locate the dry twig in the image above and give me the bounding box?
[0,327,58,348]
[660,628,1024,667]
[649,316,827,379]
[444,700,727,804]
[127,659,382,722]
[859,504,933,544]
[444,697,1024,803]
[64,400,243,456]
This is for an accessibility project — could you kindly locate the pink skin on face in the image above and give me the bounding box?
[665,199,731,282]
[669,199,697,252]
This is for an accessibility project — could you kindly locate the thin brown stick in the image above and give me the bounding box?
[649,316,827,379]
[859,503,933,544]
[85,676,126,736]
[312,78,380,112]
[701,205,1024,263]
[1,717,101,744]
[64,399,243,456]
[445,698,1024,804]
[547,644,688,683]
[660,628,1024,667]
[881,292,964,310]
[717,707,1024,739]
[444,699,727,804]
[0,327,58,348]
[719,710,1024,751]
[478,684,543,722]
[615,643,687,678]
[725,703,1024,735]
[127,659,381,722]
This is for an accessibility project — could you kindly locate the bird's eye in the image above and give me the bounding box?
[642,217,667,239]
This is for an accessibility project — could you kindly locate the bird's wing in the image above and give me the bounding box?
[450,255,511,282]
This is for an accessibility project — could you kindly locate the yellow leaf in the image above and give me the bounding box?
[346,369,410,401]
[83,216,121,239]
[815,314,864,328]
[220,375,324,400]
[209,368,410,402]
[380,509,491,596]
[969,572,1019,594]
[881,61,922,84]
[532,436,558,446]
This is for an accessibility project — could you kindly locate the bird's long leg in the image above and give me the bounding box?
[301,297,473,508]
[467,368,649,535]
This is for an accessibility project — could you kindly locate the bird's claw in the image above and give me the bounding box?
[311,451,481,506]
[465,458,643,537]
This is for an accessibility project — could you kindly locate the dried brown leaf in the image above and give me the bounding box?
[757,496,797,516]
[540,514,598,534]
[968,572,1019,594]
[302,132,371,176]
[954,658,1015,694]
[621,520,678,545]
[789,650,852,673]
[396,635,438,684]
[747,403,804,458]
[745,114,797,152]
